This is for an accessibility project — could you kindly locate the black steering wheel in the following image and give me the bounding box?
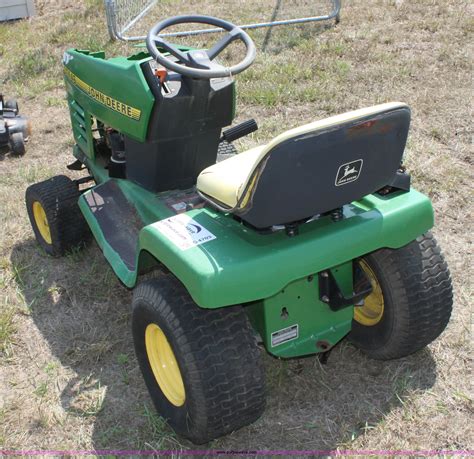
[146,15,256,79]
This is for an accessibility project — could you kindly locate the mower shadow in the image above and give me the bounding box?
[10,239,180,449]
[11,239,438,451]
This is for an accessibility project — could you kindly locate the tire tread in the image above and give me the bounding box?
[132,275,265,444]
[349,232,453,360]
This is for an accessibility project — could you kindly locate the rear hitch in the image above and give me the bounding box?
[319,261,373,311]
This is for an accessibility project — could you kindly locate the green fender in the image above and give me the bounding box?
[136,189,434,309]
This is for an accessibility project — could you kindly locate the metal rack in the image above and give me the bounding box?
[104,0,341,42]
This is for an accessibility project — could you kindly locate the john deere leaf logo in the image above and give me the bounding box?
[335,159,363,186]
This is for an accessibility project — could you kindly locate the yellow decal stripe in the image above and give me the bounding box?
[64,67,141,121]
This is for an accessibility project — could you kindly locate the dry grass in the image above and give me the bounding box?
[0,0,472,452]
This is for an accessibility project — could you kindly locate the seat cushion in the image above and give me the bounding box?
[197,145,266,208]
[197,102,410,223]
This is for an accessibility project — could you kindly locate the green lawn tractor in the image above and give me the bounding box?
[25,15,453,444]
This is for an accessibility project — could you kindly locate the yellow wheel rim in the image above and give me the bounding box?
[32,201,52,245]
[145,323,185,407]
[354,260,384,326]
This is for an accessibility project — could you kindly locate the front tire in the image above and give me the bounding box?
[25,175,90,256]
[132,275,266,444]
[349,232,453,360]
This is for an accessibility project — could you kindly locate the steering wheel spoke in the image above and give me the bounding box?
[207,29,242,60]
[146,15,256,79]
[152,36,192,65]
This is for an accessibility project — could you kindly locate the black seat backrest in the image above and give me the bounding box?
[237,103,411,228]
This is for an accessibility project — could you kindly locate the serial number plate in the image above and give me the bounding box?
[271,324,299,347]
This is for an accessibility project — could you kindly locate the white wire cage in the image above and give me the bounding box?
[104,0,341,42]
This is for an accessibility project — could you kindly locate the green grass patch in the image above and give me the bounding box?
[9,48,58,82]
[0,307,16,360]
[141,404,180,449]
[34,382,49,398]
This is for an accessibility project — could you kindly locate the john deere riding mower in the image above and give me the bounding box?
[1,95,30,156]
[25,15,453,444]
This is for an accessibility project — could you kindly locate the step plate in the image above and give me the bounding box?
[83,181,143,270]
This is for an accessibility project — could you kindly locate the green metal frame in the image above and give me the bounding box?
[246,261,355,358]
[65,48,435,358]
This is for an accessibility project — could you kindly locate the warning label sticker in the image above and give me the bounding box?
[271,324,299,347]
[155,214,216,251]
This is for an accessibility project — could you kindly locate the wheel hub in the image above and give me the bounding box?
[32,201,52,244]
[145,323,186,407]
[354,260,384,326]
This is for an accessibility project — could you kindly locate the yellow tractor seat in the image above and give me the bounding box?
[197,102,411,229]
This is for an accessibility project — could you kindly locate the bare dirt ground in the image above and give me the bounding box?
[0,0,472,453]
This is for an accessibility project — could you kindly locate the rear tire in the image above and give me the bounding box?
[132,275,266,444]
[10,132,25,156]
[25,175,91,256]
[349,232,453,360]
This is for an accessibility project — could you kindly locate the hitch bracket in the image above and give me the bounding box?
[319,262,373,311]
